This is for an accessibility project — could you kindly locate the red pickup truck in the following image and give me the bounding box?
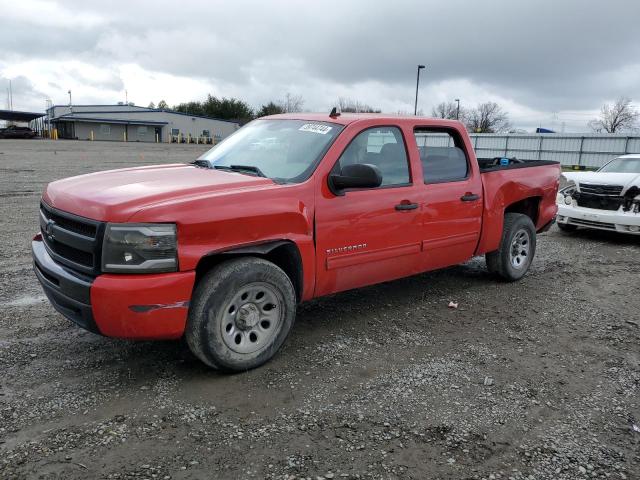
[33,113,560,371]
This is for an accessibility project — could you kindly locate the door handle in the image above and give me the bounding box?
[395,202,419,211]
[460,193,480,202]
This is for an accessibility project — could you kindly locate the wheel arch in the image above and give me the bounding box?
[504,196,541,226]
[194,240,304,303]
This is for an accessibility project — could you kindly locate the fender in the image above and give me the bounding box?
[216,239,292,256]
[194,239,307,303]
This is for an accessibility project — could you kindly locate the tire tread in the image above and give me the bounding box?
[185,257,296,372]
[485,213,536,282]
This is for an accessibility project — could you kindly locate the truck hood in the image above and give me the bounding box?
[43,164,276,222]
[562,171,640,193]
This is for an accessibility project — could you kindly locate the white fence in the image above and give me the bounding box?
[468,134,640,168]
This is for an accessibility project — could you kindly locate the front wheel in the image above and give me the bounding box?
[186,257,297,372]
[485,213,537,282]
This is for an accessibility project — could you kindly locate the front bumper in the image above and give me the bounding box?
[33,238,99,333]
[32,238,196,339]
[557,203,640,234]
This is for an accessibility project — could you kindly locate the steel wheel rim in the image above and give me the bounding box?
[509,228,530,269]
[219,282,283,355]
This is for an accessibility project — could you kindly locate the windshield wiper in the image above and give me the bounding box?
[214,164,267,178]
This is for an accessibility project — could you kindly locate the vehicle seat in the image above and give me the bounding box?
[422,147,468,183]
[377,143,408,185]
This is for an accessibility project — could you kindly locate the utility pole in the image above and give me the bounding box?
[455,98,460,120]
[414,65,426,116]
[9,79,13,111]
[125,90,128,105]
[68,90,73,114]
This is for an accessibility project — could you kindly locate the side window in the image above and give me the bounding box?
[336,126,410,187]
[415,130,469,183]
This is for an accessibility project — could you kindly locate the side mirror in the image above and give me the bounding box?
[328,163,382,196]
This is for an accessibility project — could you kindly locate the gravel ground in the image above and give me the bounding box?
[0,139,639,480]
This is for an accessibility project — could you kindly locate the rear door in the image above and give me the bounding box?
[314,124,423,296]
[413,127,483,270]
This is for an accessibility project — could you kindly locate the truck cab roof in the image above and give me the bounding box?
[263,112,465,129]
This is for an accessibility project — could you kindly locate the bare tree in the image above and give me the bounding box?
[157,100,168,110]
[465,102,511,133]
[588,97,639,133]
[336,97,381,113]
[279,93,304,113]
[431,101,463,120]
[147,101,155,109]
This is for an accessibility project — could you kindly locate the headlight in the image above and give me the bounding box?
[102,223,177,273]
[560,178,577,195]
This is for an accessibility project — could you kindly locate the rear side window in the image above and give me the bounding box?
[415,130,469,183]
[336,126,410,187]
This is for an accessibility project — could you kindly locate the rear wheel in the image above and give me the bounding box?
[186,257,296,372]
[486,213,537,282]
[557,222,578,233]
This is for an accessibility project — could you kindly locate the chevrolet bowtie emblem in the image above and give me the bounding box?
[45,219,56,240]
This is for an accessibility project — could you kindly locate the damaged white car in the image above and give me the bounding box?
[557,154,640,235]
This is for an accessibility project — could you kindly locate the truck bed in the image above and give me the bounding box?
[478,158,559,173]
[475,159,561,255]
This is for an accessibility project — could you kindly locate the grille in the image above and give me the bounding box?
[44,209,97,237]
[45,239,94,267]
[579,183,623,196]
[576,194,623,211]
[40,202,103,274]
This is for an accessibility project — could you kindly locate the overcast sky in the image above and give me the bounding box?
[1,0,640,132]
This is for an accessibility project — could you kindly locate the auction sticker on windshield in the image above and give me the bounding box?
[299,123,333,135]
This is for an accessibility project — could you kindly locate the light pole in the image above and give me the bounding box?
[68,90,73,114]
[414,65,426,116]
[455,98,460,120]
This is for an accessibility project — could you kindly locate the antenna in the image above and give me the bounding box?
[329,106,341,118]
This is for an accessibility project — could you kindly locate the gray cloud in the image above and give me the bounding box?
[0,75,48,111]
[2,0,640,131]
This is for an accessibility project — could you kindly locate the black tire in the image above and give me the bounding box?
[485,213,537,282]
[186,257,296,372]
[557,222,578,233]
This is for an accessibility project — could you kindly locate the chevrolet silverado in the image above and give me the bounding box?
[33,113,560,371]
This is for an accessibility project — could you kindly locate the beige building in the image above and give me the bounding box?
[48,104,240,143]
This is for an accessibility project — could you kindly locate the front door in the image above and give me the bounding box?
[315,125,423,296]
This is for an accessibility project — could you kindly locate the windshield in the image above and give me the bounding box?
[198,119,343,183]
[598,157,640,174]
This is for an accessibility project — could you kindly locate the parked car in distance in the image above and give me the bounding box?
[0,125,37,139]
[557,154,640,234]
[32,113,560,371]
